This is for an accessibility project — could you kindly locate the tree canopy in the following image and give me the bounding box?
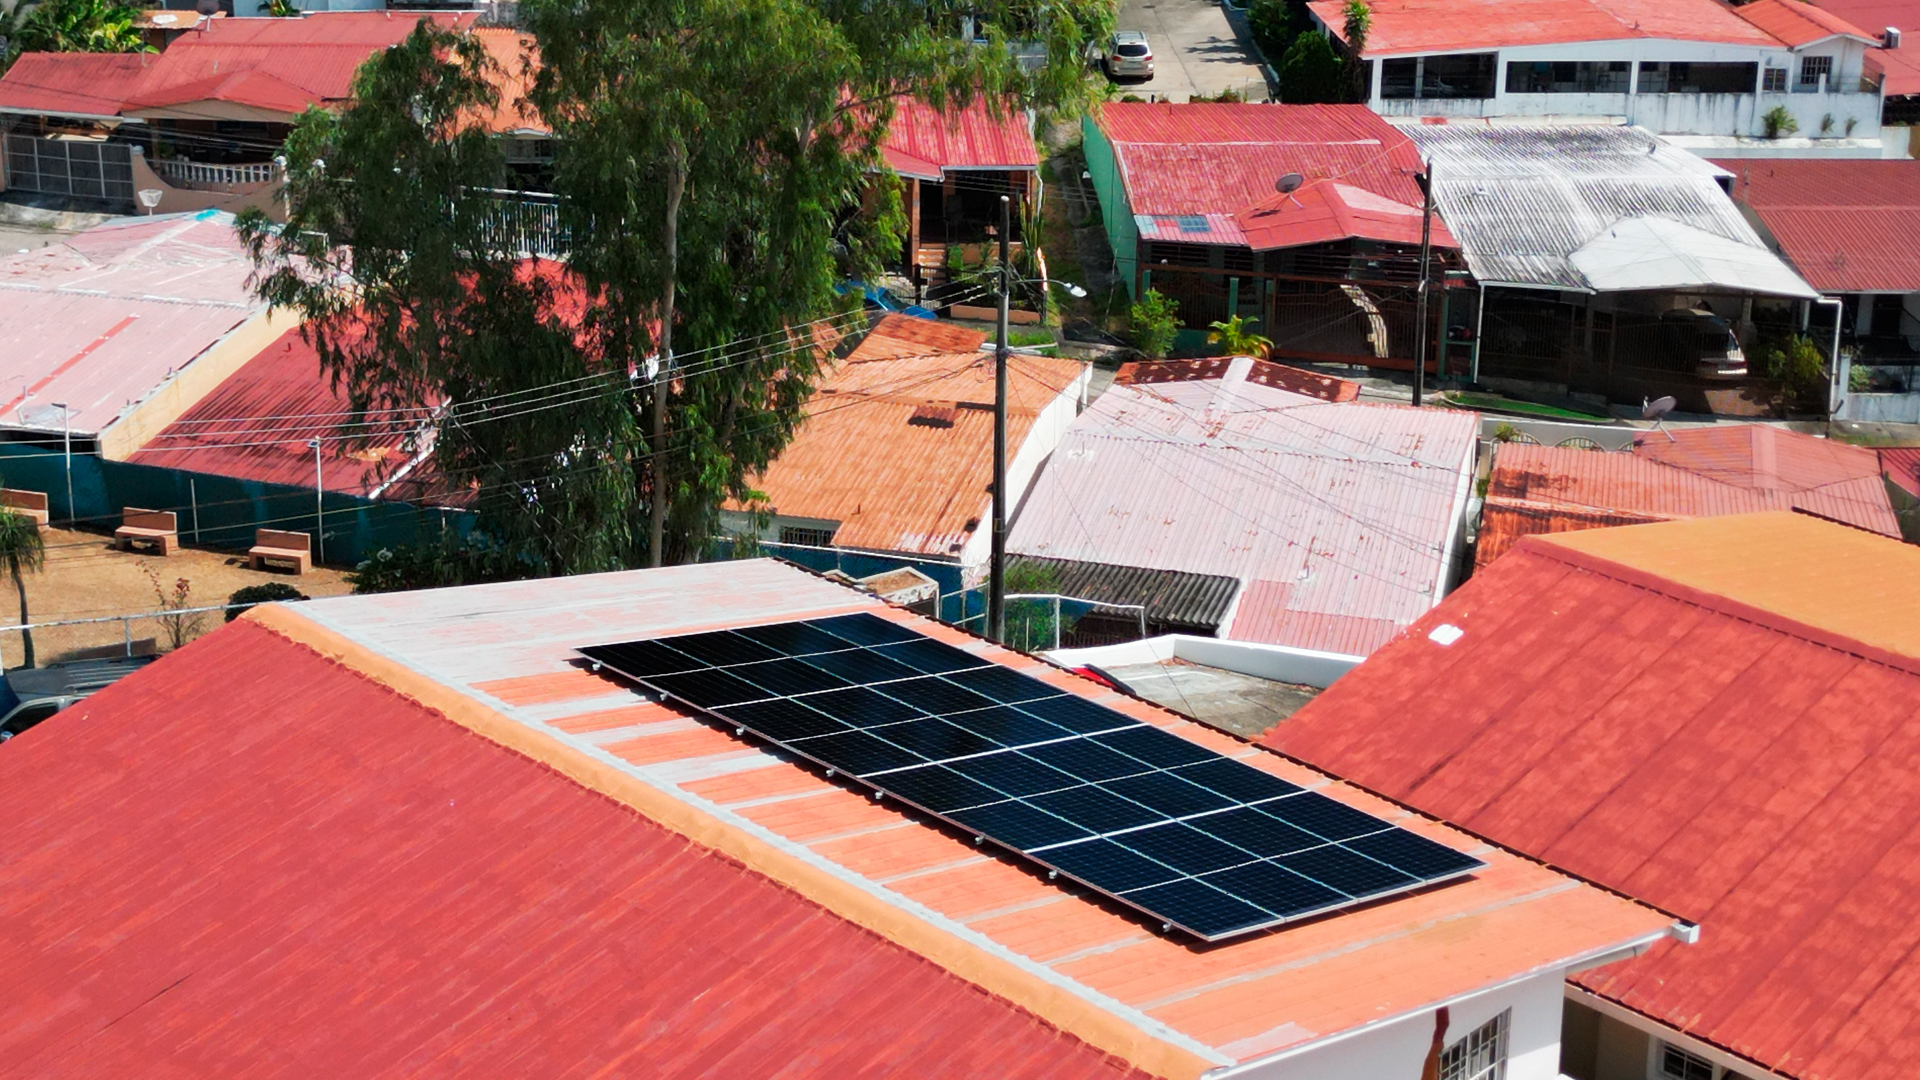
[1279,31,1345,104]
[2,0,147,70]
[241,1,1110,583]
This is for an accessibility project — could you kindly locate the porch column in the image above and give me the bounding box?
[907,176,922,294]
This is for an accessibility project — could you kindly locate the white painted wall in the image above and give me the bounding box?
[1325,27,1884,140]
[957,360,1092,570]
[1047,633,1366,688]
[1220,969,1570,1080]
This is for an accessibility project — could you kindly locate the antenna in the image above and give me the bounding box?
[1275,172,1304,194]
[1642,395,1678,442]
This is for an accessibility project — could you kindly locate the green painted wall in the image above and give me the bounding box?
[1081,111,1140,299]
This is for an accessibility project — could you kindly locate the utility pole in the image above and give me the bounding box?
[52,402,71,523]
[989,194,1011,643]
[1412,162,1435,408]
[309,438,325,564]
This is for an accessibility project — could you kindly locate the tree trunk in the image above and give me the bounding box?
[15,567,33,670]
[650,152,685,568]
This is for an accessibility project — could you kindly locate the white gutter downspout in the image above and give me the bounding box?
[1817,295,1844,417]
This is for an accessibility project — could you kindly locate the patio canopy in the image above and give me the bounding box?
[1569,216,1818,299]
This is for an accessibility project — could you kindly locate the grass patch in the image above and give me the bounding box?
[1446,392,1612,422]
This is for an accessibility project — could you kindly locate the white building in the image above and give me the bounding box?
[1309,0,1893,156]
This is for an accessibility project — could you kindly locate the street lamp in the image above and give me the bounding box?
[50,402,71,524]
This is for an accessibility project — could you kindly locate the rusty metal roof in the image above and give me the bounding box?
[882,97,1038,178]
[1719,158,1920,293]
[1733,0,1879,45]
[0,213,263,437]
[1007,555,1242,632]
[1008,356,1479,655]
[0,557,1677,1076]
[1476,430,1900,566]
[1268,512,1920,1080]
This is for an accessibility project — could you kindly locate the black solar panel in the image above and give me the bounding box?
[578,612,1484,941]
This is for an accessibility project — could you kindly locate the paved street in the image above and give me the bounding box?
[1109,0,1270,102]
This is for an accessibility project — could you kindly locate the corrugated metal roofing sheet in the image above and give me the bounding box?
[1235,180,1456,252]
[0,12,472,119]
[736,327,1086,557]
[1734,0,1878,45]
[127,326,435,497]
[1117,356,1361,402]
[149,557,1673,1074]
[1406,124,1804,294]
[0,214,263,436]
[1098,103,1428,222]
[1007,554,1241,631]
[883,97,1038,174]
[0,616,1155,1080]
[1309,0,1780,55]
[1882,446,1920,497]
[1825,0,1920,94]
[1718,158,1920,293]
[1008,358,1478,655]
[1477,429,1899,566]
[1266,513,1920,1080]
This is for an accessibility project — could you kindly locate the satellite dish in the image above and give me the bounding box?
[137,189,163,214]
[151,12,177,24]
[1275,172,1305,195]
[1642,395,1676,420]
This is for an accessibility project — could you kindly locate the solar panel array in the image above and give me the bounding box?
[579,613,1483,940]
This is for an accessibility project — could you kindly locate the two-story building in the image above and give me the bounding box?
[1309,0,1891,157]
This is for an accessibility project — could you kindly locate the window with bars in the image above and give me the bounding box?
[778,526,836,548]
[1798,55,1832,88]
[1440,1010,1510,1080]
[1655,1041,1717,1080]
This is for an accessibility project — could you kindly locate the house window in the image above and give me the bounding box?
[1380,53,1497,99]
[1440,1010,1510,1080]
[1654,1041,1716,1080]
[1505,60,1631,93]
[1382,57,1419,98]
[1147,241,1213,267]
[1798,55,1832,89]
[1637,61,1758,93]
[1762,67,1787,92]
[778,526,836,548]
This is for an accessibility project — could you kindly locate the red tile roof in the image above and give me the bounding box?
[1310,0,1778,54]
[127,326,437,498]
[1718,158,1920,293]
[1812,0,1920,94]
[1476,427,1899,566]
[1264,512,1920,1080]
[1096,103,1429,225]
[1734,0,1879,45]
[0,617,1152,1080]
[0,12,474,120]
[882,97,1038,180]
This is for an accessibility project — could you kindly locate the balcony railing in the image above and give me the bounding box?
[154,158,278,190]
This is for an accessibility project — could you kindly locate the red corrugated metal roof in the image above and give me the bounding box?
[1718,158,1920,292]
[0,12,473,119]
[127,326,435,497]
[0,617,1153,1079]
[1265,513,1920,1080]
[1734,0,1878,45]
[1310,0,1779,54]
[1235,180,1455,252]
[882,97,1038,176]
[1117,356,1362,402]
[1815,0,1920,94]
[1097,103,1428,220]
[1476,429,1899,566]
[1882,446,1920,496]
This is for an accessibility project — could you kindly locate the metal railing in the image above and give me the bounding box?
[952,592,1150,653]
[0,601,272,664]
[154,158,278,189]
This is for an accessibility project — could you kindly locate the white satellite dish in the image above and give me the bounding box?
[1275,172,1305,195]
[151,12,177,24]
[1642,395,1678,442]
[137,189,163,214]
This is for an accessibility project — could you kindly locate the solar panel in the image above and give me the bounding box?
[579,613,1484,940]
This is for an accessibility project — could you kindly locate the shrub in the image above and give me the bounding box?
[1129,289,1180,360]
[1279,32,1345,104]
[346,534,523,594]
[1752,332,1826,407]
[1762,105,1798,139]
[1247,0,1295,58]
[225,582,308,622]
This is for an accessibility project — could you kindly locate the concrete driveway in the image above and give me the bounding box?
[1109,0,1271,102]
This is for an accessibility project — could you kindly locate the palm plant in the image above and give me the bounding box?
[1206,314,1273,358]
[6,0,144,63]
[0,511,46,669]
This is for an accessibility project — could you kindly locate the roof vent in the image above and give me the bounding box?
[908,404,956,428]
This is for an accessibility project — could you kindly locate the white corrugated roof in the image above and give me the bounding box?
[1404,124,1816,296]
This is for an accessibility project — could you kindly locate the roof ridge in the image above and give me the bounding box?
[1521,536,1920,676]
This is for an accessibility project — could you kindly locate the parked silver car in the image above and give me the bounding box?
[1102,31,1154,79]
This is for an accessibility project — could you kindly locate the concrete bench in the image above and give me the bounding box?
[0,489,48,529]
[114,508,178,556]
[248,529,312,575]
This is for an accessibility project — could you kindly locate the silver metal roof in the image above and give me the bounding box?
[1403,124,1813,296]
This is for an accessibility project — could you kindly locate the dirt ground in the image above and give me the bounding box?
[0,527,353,667]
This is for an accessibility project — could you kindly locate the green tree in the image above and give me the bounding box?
[5,0,145,66]
[1342,0,1371,101]
[0,510,45,669]
[224,582,308,622]
[1279,31,1344,104]
[1130,288,1180,359]
[1207,314,1272,357]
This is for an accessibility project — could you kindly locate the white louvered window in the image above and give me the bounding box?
[1440,1010,1510,1080]
[1653,1040,1749,1080]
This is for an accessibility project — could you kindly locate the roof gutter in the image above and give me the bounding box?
[1199,920,1689,1077]
[0,107,137,125]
